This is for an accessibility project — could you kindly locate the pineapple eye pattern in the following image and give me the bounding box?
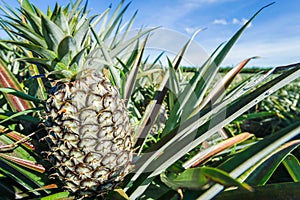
[44,71,134,196]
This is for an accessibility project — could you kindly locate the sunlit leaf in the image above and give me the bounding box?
[244,140,300,185]
[107,188,130,200]
[282,154,300,182]
[214,182,300,200]
[183,132,254,168]
[161,167,252,191]
[40,191,71,200]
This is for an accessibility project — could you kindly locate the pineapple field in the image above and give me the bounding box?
[0,0,299,199]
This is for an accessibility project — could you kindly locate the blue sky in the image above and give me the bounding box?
[1,0,300,67]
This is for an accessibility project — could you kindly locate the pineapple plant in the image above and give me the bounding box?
[0,0,151,198]
[0,0,299,200]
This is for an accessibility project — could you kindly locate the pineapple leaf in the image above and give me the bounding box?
[109,16,123,50]
[0,108,42,124]
[90,27,120,87]
[213,182,300,200]
[194,2,275,108]
[161,66,300,177]
[245,140,300,185]
[0,58,35,111]
[20,0,35,14]
[199,123,300,199]
[282,154,300,182]
[0,158,47,196]
[160,168,208,191]
[5,129,35,150]
[161,167,252,191]
[162,3,274,139]
[107,188,130,200]
[15,57,52,69]
[69,47,87,70]
[73,15,97,49]
[29,4,46,20]
[0,132,35,162]
[68,0,84,21]
[0,88,42,103]
[112,10,138,49]
[20,4,43,36]
[40,191,70,200]
[110,27,157,60]
[124,35,148,106]
[93,6,110,35]
[102,0,129,41]
[167,57,181,110]
[41,14,65,51]
[195,57,258,113]
[183,132,254,169]
[214,2,274,67]
[0,153,45,173]
[133,29,202,149]
[52,6,70,34]
[127,64,300,198]
[2,40,57,61]
[3,20,46,47]
[0,134,47,195]
[159,29,207,138]
[0,1,22,21]
[57,35,77,64]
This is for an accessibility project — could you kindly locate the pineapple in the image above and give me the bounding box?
[0,0,141,197]
[44,69,133,196]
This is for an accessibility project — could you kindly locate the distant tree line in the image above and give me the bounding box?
[181,66,273,73]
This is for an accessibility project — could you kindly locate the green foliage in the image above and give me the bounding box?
[161,167,252,191]
[282,154,300,182]
[0,0,299,199]
[213,182,300,200]
[40,192,70,200]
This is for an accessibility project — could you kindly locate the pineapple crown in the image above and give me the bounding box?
[0,0,151,83]
[1,0,96,80]
[0,0,155,104]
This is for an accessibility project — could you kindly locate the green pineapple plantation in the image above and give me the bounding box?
[0,0,299,199]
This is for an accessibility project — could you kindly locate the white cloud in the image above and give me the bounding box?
[220,37,300,67]
[213,19,228,25]
[185,27,198,34]
[178,0,239,11]
[232,18,240,25]
[232,18,252,27]
[212,18,252,27]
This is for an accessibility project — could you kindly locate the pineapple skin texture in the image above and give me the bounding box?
[44,70,133,196]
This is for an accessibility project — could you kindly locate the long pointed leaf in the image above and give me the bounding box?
[0,153,45,173]
[0,59,35,111]
[133,29,201,148]
[183,132,253,169]
[2,40,57,61]
[0,87,42,103]
[195,57,258,113]
[282,154,300,182]
[127,64,300,198]
[199,123,300,200]
[213,182,300,200]
[245,140,300,185]
[124,35,148,105]
[41,14,65,51]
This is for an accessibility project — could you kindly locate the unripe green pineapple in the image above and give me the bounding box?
[44,69,133,196]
